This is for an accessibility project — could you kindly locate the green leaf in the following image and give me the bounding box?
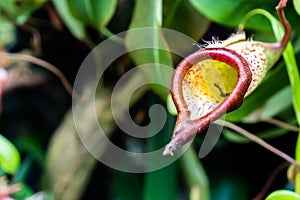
[293,0,300,16]
[67,0,93,25]
[66,0,117,36]
[189,0,244,25]
[281,43,300,125]
[52,0,87,40]
[189,0,300,32]
[125,0,173,99]
[128,0,162,28]
[14,156,33,183]
[32,0,46,4]
[112,172,142,200]
[90,0,117,31]
[143,109,178,200]
[260,86,292,119]
[188,0,278,30]
[266,190,300,200]
[296,130,300,193]
[15,136,44,166]
[143,163,178,200]
[15,0,47,25]
[0,17,16,46]
[167,93,177,115]
[13,137,45,182]
[241,86,294,123]
[163,0,210,41]
[0,0,17,18]
[0,134,20,174]
[0,0,46,24]
[11,183,34,199]
[226,62,289,122]
[180,148,209,200]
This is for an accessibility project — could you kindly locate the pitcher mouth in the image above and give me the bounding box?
[163,48,252,156]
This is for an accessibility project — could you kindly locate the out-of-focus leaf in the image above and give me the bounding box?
[25,191,54,200]
[210,171,248,200]
[52,0,87,40]
[242,86,294,123]
[0,0,17,18]
[226,62,289,122]
[15,136,44,166]
[189,0,274,30]
[296,130,300,193]
[125,0,173,99]
[294,0,300,16]
[180,148,209,200]
[266,190,300,200]
[0,17,16,46]
[15,0,47,24]
[13,137,45,183]
[91,0,117,31]
[12,183,34,199]
[189,0,244,26]
[0,0,46,24]
[143,109,178,200]
[294,36,300,54]
[67,0,93,25]
[0,134,20,174]
[66,0,117,36]
[33,0,46,4]
[143,163,178,200]
[14,157,33,183]
[189,0,300,31]
[163,0,210,41]
[260,86,292,119]
[127,0,162,28]
[112,172,142,200]
[167,93,177,115]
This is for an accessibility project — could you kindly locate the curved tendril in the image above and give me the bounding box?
[0,52,75,98]
[276,0,291,49]
[252,162,289,200]
[238,0,290,49]
[217,119,300,167]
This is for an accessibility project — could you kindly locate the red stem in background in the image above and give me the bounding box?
[0,68,8,115]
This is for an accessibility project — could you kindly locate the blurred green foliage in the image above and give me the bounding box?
[0,134,20,174]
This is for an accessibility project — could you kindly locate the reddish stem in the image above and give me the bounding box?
[0,68,8,115]
[276,0,291,49]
